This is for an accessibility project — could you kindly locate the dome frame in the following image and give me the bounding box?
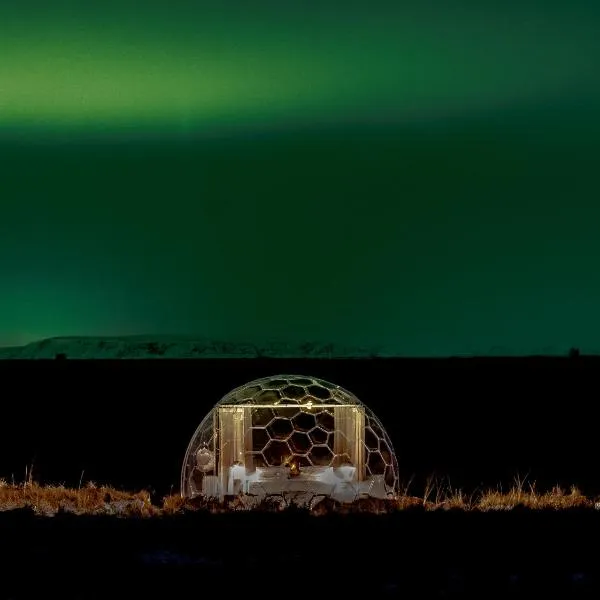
[181,374,399,505]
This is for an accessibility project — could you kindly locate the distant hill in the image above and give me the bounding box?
[0,335,389,359]
[0,336,592,360]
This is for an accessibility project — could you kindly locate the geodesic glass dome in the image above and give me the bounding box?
[181,375,399,504]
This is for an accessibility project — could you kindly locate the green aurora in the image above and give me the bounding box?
[1,0,599,354]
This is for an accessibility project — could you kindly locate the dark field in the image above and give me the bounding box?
[1,506,599,598]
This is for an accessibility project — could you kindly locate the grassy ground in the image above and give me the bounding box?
[2,480,599,598]
[1,476,597,517]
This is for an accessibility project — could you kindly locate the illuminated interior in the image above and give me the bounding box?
[181,375,398,505]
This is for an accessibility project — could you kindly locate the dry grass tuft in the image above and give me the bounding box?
[409,474,594,512]
[0,478,158,517]
[477,483,591,511]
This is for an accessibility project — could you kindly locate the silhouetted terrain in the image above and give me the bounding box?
[1,508,599,598]
[0,335,386,359]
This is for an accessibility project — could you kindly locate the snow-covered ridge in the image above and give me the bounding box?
[0,335,389,359]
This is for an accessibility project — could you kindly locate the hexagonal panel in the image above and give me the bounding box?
[289,378,314,386]
[277,397,301,405]
[244,383,264,394]
[379,439,393,465]
[249,427,270,451]
[267,417,294,440]
[255,389,282,404]
[364,427,379,451]
[266,379,289,388]
[308,426,328,445]
[282,385,306,400]
[315,410,334,431]
[308,444,334,466]
[272,407,299,420]
[292,411,316,432]
[366,450,386,476]
[306,384,331,400]
[262,440,291,466]
[289,431,312,454]
[251,408,276,428]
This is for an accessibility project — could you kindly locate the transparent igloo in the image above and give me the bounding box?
[181,375,399,505]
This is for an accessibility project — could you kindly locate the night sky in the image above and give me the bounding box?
[1,0,599,355]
